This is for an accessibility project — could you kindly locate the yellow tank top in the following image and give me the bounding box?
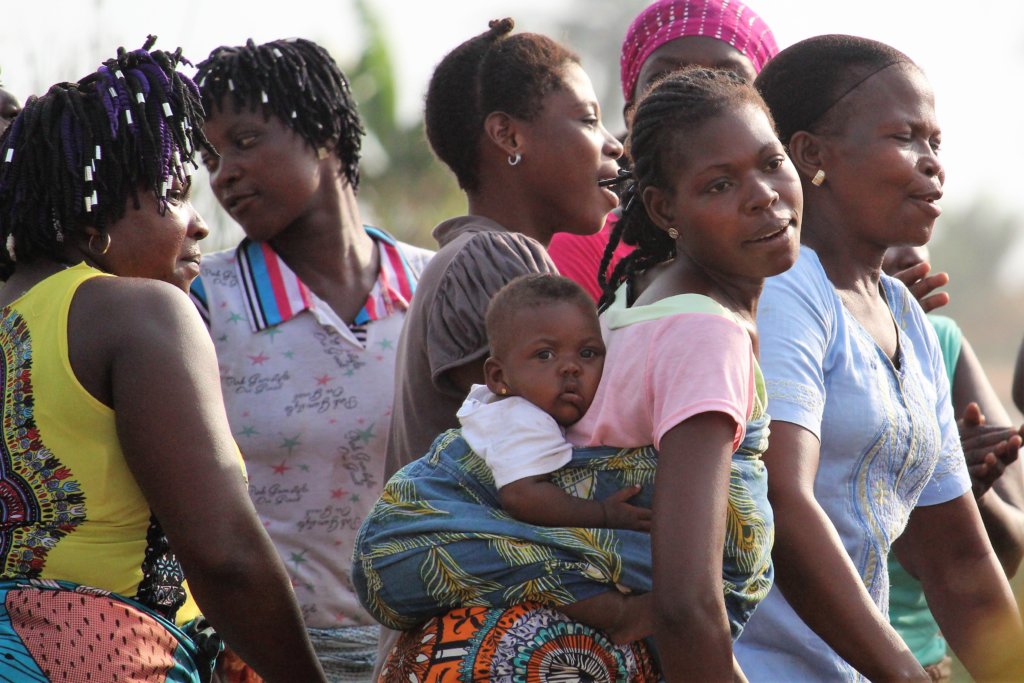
[0,264,201,624]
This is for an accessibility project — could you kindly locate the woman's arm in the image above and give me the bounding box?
[951,338,1024,576]
[447,358,486,396]
[764,422,928,681]
[651,412,739,682]
[893,493,1024,679]
[101,281,325,683]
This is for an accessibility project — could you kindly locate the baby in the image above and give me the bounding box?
[458,273,651,531]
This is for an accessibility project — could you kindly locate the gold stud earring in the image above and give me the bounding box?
[811,169,826,187]
[317,147,330,160]
[499,387,508,395]
[667,227,680,240]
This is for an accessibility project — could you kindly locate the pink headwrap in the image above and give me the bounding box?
[620,0,779,101]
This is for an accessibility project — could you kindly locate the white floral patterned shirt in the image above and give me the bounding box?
[191,227,432,627]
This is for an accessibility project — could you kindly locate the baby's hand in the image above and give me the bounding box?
[601,485,652,532]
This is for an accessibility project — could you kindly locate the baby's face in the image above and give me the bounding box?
[499,301,605,427]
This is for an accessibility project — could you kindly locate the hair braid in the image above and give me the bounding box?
[597,67,774,309]
[0,37,213,279]
[196,37,365,192]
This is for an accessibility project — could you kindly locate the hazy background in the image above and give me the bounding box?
[3,0,1024,415]
[3,2,1024,676]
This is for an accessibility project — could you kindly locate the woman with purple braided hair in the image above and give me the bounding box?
[0,37,324,682]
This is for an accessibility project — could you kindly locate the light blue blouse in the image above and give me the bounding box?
[735,246,970,682]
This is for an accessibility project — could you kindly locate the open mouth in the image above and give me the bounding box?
[910,194,942,218]
[748,220,793,244]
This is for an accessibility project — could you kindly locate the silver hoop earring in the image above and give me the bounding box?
[89,232,112,255]
[507,152,522,166]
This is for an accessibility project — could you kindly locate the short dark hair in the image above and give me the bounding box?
[486,273,595,357]
[0,36,213,280]
[599,67,772,310]
[753,34,914,146]
[424,18,579,193]
[195,37,365,192]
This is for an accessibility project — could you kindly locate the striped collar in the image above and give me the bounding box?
[230,226,417,333]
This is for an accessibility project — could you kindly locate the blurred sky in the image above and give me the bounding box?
[3,0,1023,237]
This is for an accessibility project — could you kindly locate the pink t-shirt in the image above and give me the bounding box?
[547,212,634,303]
[569,293,755,451]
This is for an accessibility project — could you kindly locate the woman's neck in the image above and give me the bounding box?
[268,184,379,324]
[269,184,375,286]
[466,191,552,247]
[801,214,885,299]
[0,258,77,308]
[637,253,763,323]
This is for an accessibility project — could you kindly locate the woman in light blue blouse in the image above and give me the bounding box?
[733,34,1024,682]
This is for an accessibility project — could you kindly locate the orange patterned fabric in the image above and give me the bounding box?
[380,602,659,682]
[215,648,263,683]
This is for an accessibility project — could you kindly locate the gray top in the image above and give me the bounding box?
[383,215,557,478]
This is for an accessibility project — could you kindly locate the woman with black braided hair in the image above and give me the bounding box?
[356,64,799,681]
[191,37,432,682]
[0,39,324,682]
[577,65,800,681]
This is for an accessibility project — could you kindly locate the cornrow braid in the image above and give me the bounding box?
[0,36,213,280]
[597,67,772,311]
[424,18,579,192]
[195,37,365,192]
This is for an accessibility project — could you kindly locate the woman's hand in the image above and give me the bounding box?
[957,402,1022,498]
[891,260,949,312]
[950,338,1024,576]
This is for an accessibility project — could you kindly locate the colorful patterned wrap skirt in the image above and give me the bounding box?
[0,578,216,682]
[354,419,774,645]
[379,602,660,682]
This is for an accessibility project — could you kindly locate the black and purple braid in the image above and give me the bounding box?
[0,36,214,279]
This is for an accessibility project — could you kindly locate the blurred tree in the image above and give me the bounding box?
[929,200,1024,421]
[344,0,464,249]
[555,0,648,137]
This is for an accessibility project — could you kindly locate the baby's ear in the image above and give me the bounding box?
[483,356,507,396]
